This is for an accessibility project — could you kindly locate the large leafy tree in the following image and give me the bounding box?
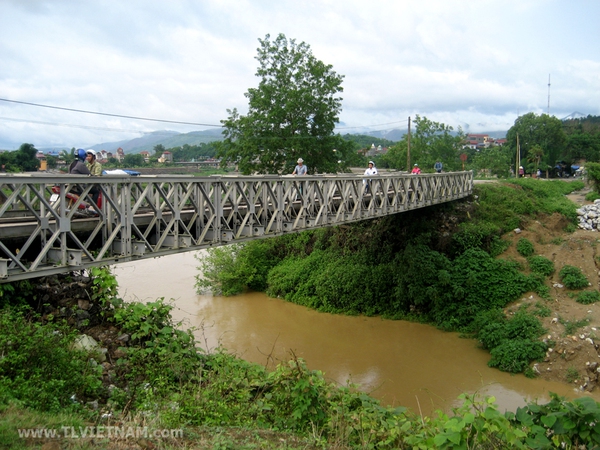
[217,33,352,174]
[506,113,566,170]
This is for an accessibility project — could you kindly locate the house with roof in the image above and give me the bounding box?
[139,151,151,163]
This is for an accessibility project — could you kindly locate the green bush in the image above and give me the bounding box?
[576,290,600,305]
[528,255,555,276]
[559,265,589,289]
[488,338,547,373]
[0,308,103,412]
[516,237,535,257]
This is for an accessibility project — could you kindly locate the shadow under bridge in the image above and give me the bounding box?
[0,171,473,282]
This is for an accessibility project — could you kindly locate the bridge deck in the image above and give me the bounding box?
[0,171,473,282]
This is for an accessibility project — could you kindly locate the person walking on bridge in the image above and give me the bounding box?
[363,160,378,193]
[434,161,443,173]
[292,157,307,198]
[411,164,421,175]
[292,158,307,176]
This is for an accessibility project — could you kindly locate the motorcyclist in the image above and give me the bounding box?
[85,149,102,176]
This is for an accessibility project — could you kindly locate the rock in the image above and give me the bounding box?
[72,334,99,352]
[78,299,91,310]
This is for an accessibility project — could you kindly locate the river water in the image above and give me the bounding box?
[114,250,600,416]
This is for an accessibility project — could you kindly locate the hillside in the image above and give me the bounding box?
[88,128,223,154]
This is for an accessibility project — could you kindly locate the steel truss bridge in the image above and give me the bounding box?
[0,171,473,282]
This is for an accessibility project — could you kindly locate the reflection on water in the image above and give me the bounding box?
[114,251,600,415]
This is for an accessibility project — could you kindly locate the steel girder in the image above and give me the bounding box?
[0,171,473,282]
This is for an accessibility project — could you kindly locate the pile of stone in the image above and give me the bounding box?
[577,200,600,231]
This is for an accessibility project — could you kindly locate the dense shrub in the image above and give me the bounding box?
[559,265,589,289]
[431,248,534,330]
[528,255,555,276]
[0,308,103,412]
[488,339,547,373]
[516,237,535,257]
[576,290,600,305]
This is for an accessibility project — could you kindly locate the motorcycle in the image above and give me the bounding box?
[49,184,102,216]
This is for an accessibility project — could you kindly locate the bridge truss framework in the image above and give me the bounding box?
[0,171,473,282]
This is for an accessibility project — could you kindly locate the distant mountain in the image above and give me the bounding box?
[360,128,408,141]
[36,126,508,156]
[89,129,223,154]
[358,128,507,141]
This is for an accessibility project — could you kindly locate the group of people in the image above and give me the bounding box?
[68,148,103,211]
[291,157,444,180]
[291,157,445,196]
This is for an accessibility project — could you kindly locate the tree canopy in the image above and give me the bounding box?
[506,113,566,171]
[0,143,40,172]
[216,33,353,175]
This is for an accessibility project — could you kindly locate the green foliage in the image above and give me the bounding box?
[516,237,535,257]
[452,221,502,253]
[511,393,600,448]
[122,153,146,166]
[380,115,465,172]
[0,143,40,172]
[488,338,546,373]
[559,264,589,289]
[506,112,567,172]
[477,311,546,374]
[528,255,554,276]
[472,144,513,178]
[195,244,248,296]
[566,366,580,383]
[0,279,34,308]
[531,301,552,317]
[217,33,352,175]
[109,298,204,410]
[576,290,600,305]
[0,307,103,412]
[432,248,535,330]
[560,317,590,336]
[586,162,600,194]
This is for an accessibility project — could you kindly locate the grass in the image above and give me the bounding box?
[0,403,318,449]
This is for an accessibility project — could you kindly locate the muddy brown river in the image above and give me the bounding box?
[114,250,600,416]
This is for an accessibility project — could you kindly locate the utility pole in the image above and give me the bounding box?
[516,133,520,178]
[407,116,411,171]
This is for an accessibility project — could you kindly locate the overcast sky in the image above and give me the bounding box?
[1,0,599,149]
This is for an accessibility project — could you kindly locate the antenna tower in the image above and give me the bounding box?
[547,74,551,115]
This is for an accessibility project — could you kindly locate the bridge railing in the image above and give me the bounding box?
[0,171,473,282]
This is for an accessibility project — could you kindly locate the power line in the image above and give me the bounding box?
[0,116,172,134]
[0,97,411,132]
[0,97,223,127]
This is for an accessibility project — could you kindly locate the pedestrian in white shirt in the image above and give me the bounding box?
[363,161,378,193]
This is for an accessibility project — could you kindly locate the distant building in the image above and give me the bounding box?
[464,134,505,150]
[97,150,109,162]
[139,151,151,162]
[158,151,173,163]
[115,147,125,162]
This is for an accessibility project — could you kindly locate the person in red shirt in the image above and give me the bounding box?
[411,164,421,175]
